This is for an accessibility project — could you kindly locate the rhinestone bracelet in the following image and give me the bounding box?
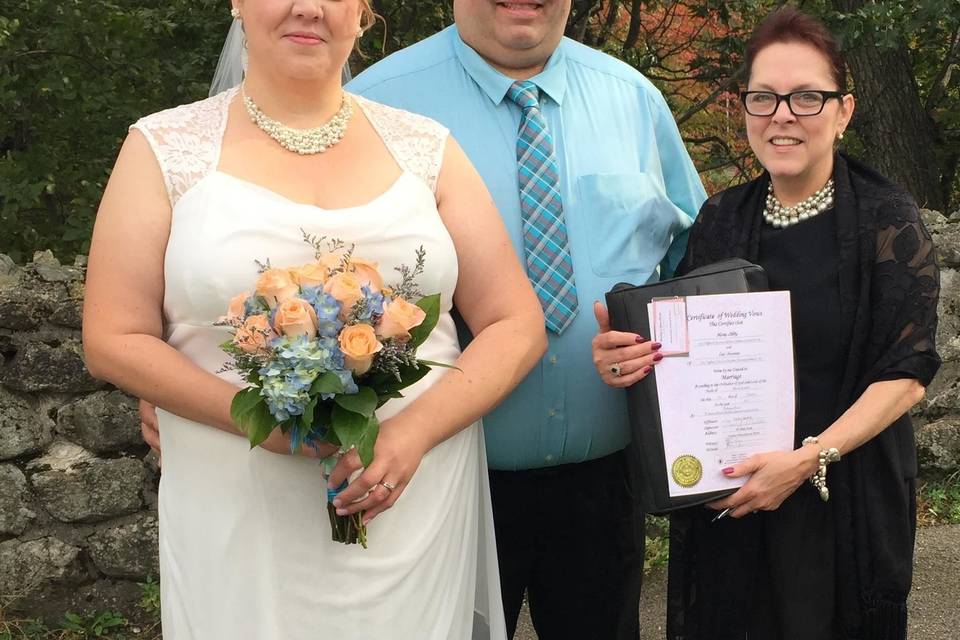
[801,436,841,502]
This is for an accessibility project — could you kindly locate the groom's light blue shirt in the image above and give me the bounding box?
[348,26,706,471]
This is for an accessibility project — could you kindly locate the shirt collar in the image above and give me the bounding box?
[451,25,568,107]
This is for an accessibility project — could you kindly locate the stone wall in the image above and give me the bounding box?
[0,251,158,620]
[915,210,960,474]
[0,210,958,620]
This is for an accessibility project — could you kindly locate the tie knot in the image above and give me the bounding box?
[507,81,541,112]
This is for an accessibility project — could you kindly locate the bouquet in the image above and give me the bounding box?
[218,231,448,547]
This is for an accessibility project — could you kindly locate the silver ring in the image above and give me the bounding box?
[379,481,397,491]
[609,363,622,377]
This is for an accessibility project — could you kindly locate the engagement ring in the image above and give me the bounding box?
[610,363,622,377]
[379,481,397,491]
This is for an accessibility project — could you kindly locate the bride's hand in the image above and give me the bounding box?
[326,418,431,524]
[259,430,338,459]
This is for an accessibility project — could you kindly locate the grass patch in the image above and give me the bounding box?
[917,472,960,526]
[644,514,670,573]
[0,579,161,640]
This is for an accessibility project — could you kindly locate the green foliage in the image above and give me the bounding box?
[918,473,960,526]
[61,611,126,637]
[643,514,670,573]
[137,577,161,618]
[0,0,229,263]
[4,0,957,264]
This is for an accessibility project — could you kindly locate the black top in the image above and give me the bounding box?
[759,209,847,445]
[667,154,941,640]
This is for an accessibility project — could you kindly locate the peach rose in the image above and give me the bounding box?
[323,271,364,313]
[319,250,348,272]
[338,324,383,375]
[348,258,384,292]
[233,315,274,354]
[376,298,427,341]
[273,298,319,339]
[255,268,299,308]
[221,292,248,322]
[289,262,327,288]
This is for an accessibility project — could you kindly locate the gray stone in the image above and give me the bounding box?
[30,250,82,283]
[87,514,159,579]
[916,418,960,474]
[936,268,960,364]
[0,536,84,603]
[0,288,48,331]
[30,457,145,523]
[25,438,96,472]
[922,209,950,234]
[0,387,52,460]
[0,254,19,288]
[1,339,104,393]
[0,464,36,535]
[57,391,141,454]
[932,226,960,269]
[49,298,83,329]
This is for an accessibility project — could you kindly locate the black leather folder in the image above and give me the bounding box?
[605,258,769,514]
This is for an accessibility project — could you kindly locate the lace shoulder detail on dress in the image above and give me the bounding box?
[353,95,449,194]
[130,88,237,209]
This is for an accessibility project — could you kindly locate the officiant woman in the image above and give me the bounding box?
[591,6,940,640]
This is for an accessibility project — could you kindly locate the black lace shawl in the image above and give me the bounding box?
[668,153,941,639]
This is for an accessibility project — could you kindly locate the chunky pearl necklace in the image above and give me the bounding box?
[242,85,353,155]
[763,179,835,228]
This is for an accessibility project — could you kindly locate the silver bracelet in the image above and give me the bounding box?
[801,436,841,502]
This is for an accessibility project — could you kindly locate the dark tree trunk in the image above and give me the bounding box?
[833,0,946,209]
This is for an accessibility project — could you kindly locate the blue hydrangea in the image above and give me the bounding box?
[355,285,385,323]
[244,294,269,317]
[258,335,358,420]
[300,286,344,338]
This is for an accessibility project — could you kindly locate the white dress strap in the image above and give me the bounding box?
[130,87,237,209]
[353,95,449,195]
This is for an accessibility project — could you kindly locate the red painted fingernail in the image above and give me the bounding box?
[653,353,664,362]
[636,335,648,343]
[652,342,662,350]
[643,366,652,374]
[722,467,734,475]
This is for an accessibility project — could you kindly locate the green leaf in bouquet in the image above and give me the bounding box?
[311,371,345,396]
[331,405,380,466]
[241,404,276,449]
[417,359,462,372]
[333,386,378,418]
[365,364,430,404]
[231,387,263,423]
[375,390,404,407]
[408,293,441,349]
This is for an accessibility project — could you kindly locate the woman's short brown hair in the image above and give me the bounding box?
[745,6,848,91]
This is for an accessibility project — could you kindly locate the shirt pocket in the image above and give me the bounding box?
[575,173,677,278]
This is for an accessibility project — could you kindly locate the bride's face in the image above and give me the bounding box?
[234,0,362,81]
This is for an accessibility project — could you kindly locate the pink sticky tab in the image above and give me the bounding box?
[651,296,690,356]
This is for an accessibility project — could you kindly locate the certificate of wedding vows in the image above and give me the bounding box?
[647,291,796,497]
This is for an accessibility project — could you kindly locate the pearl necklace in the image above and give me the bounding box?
[763,179,835,228]
[242,85,353,155]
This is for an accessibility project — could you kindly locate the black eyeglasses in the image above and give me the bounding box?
[740,90,847,117]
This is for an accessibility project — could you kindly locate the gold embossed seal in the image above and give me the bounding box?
[672,455,703,488]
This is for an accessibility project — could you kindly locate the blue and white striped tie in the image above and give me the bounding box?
[507,80,578,334]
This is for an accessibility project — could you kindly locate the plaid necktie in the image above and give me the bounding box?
[507,80,578,334]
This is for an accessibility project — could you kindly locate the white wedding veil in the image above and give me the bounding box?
[209,19,353,96]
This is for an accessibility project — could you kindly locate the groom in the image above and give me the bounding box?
[347,2,705,637]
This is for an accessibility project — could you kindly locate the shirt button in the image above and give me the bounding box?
[545,454,554,463]
[548,409,557,417]
[549,355,558,365]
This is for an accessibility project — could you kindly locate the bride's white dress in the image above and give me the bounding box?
[132,87,506,640]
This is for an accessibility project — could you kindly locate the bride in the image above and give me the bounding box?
[81,1,545,638]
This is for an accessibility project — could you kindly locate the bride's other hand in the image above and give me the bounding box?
[325,417,430,524]
[591,302,662,388]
